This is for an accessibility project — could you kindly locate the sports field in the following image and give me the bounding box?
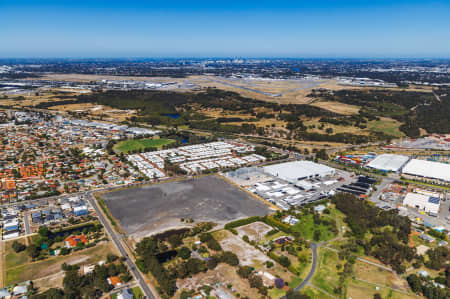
[114,138,174,153]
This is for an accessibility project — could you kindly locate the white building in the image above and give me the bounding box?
[366,154,410,172]
[402,159,450,183]
[263,161,335,183]
[403,192,440,215]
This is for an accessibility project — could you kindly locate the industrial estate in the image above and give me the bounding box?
[0,57,449,299]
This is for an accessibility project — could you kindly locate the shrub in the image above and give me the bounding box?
[12,241,26,253]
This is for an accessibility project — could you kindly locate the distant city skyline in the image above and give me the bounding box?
[1,0,450,58]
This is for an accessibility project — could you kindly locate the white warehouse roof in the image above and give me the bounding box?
[264,161,335,183]
[366,154,410,172]
[402,159,450,182]
[403,192,440,214]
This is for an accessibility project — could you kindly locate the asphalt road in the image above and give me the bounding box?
[87,193,156,299]
[295,243,318,291]
[23,213,30,235]
[281,242,318,298]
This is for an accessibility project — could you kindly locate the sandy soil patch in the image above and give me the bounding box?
[218,230,271,266]
[236,221,273,242]
[416,245,430,256]
[176,263,258,299]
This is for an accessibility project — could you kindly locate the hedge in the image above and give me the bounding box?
[262,216,291,234]
[224,216,261,230]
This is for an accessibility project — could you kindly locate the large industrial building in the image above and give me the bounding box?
[403,190,441,215]
[402,159,450,183]
[366,154,410,172]
[263,161,335,183]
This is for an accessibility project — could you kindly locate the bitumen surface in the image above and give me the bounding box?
[102,175,272,238]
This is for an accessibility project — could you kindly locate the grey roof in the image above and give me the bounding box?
[117,288,134,299]
[0,289,11,298]
[366,154,410,172]
[264,161,335,182]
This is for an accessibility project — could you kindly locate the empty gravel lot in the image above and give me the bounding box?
[102,175,272,239]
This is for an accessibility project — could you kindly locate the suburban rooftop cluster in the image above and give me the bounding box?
[127,141,266,178]
[0,112,151,204]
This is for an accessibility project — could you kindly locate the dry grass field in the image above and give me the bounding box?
[310,100,361,115]
[5,242,118,287]
[353,260,409,292]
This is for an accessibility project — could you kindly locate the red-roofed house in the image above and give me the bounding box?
[65,235,88,248]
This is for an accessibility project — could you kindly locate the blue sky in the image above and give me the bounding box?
[1,0,450,58]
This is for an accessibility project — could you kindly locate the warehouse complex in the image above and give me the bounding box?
[263,161,335,183]
[366,154,410,172]
[402,159,450,183]
[402,189,442,215]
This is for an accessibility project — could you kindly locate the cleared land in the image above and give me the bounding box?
[216,230,271,266]
[347,279,417,299]
[102,176,272,239]
[5,242,117,286]
[113,138,175,153]
[235,221,273,242]
[353,260,409,292]
[176,263,260,299]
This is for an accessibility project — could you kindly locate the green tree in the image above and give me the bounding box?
[177,246,191,260]
[279,255,291,268]
[27,244,40,259]
[168,234,182,249]
[12,240,26,253]
[38,226,50,238]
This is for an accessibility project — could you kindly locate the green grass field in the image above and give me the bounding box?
[131,286,144,299]
[302,286,334,299]
[291,214,336,242]
[114,138,175,153]
[5,240,29,269]
[367,118,405,138]
[311,248,341,295]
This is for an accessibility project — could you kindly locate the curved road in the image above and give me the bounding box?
[281,242,318,298]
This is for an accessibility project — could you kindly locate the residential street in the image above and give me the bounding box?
[87,193,156,299]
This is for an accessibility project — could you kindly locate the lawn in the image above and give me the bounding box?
[131,286,144,299]
[5,240,29,269]
[311,248,341,295]
[6,242,117,285]
[268,287,286,299]
[114,138,175,153]
[291,214,336,242]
